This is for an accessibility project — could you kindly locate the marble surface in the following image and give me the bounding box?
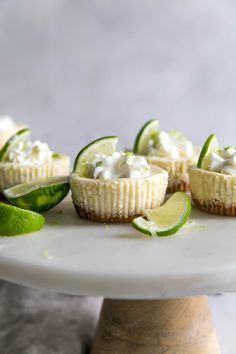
[0,0,236,351]
[0,198,236,352]
[1,198,236,300]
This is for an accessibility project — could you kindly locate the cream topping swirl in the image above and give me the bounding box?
[88,152,150,180]
[6,140,53,165]
[148,130,197,159]
[208,147,236,176]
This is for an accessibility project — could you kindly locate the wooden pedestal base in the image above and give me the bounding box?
[91,296,221,354]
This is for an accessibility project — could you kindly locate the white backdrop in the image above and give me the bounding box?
[0,1,235,352]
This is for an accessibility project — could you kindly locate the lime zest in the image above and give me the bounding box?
[224,146,236,151]
[52,152,61,159]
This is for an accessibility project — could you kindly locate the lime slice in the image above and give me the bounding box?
[0,202,45,236]
[73,136,118,175]
[0,128,31,162]
[197,134,218,169]
[132,192,191,237]
[133,119,159,154]
[3,176,70,212]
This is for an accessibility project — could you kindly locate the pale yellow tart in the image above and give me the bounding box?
[189,167,236,216]
[190,134,236,216]
[0,128,70,192]
[133,120,199,193]
[0,154,70,192]
[146,156,195,193]
[71,165,168,223]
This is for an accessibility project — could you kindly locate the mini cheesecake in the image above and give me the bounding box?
[133,120,199,193]
[71,138,168,223]
[0,129,70,192]
[0,154,70,191]
[189,167,236,216]
[146,156,195,193]
[71,165,168,223]
[190,134,236,216]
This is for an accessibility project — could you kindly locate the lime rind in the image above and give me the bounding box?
[132,217,161,237]
[0,202,45,236]
[0,128,31,162]
[4,176,69,198]
[73,136,118,176]
[133,119,159,154]
[197,134,218,169]
[3,176,70,212]
[132,192,191,237]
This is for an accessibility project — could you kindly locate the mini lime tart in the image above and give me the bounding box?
[0,129,70,192]
[0,116,25,148]
[189,134,236,216]
[133,120,199,193]
[70,136,168,223]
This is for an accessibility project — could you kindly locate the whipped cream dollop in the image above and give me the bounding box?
[208,147,236,176]
[148,130,196,159]
[6,140,53,165]
[88,152,150,180]
[0,116,19,131]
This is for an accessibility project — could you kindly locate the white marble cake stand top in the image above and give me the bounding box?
[0,197,235,299]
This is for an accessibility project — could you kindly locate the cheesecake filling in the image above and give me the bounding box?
[0,116,19,131]
[148,130,197,159]
[6,139,53,165]
[208,147,236,176]
[88,152,150,180]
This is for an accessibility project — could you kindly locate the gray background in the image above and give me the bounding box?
[0,1,235,353]
[1,0,236,156]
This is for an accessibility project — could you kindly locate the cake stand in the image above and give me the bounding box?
[0,198,236,354]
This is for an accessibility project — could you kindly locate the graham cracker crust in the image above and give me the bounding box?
[192,195,236,216]
[74,203,142,223]
[167,181,189,193]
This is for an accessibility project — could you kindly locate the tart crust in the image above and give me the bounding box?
[146,156,196,193]
[70,165,168,223]
[0,154,70,191]
[189,167,236,216]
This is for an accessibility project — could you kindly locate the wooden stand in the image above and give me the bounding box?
[91,296,221,354]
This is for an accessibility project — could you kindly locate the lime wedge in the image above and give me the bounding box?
[197,134,219,169]
[0,128,31,162]
[3,176,69,212]
[132,192,191,237]
[133,119,159,154]
[0,202,45,236]
[73,136,118,175]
